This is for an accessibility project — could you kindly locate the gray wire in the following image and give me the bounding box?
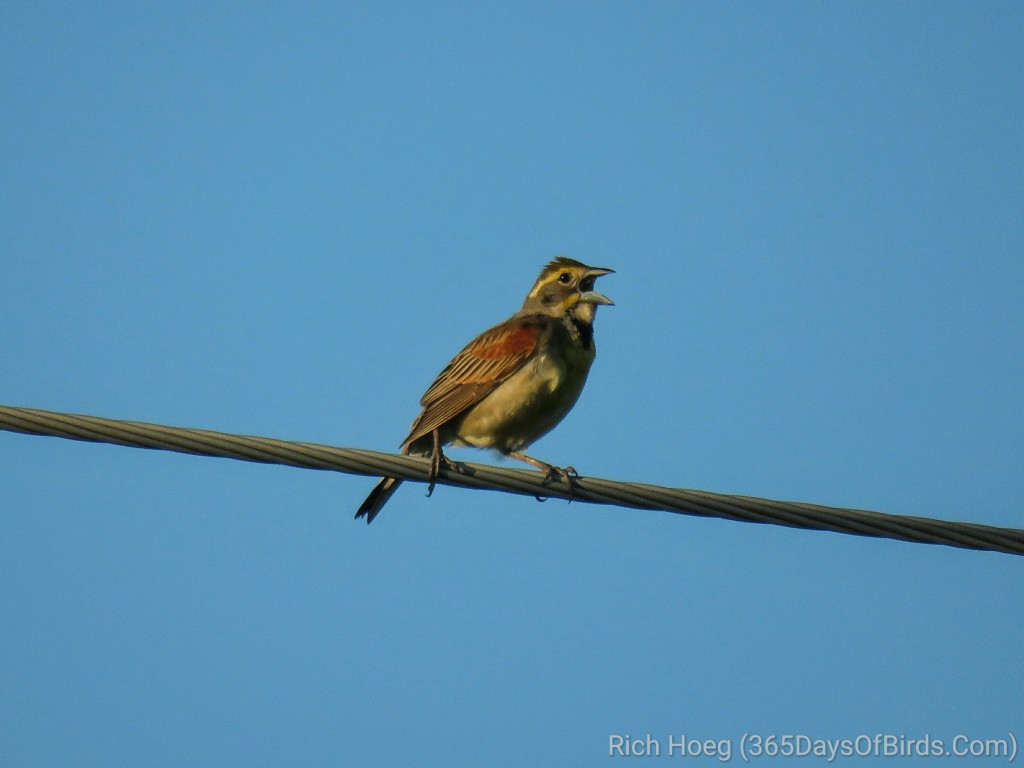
[2,404,1021,556]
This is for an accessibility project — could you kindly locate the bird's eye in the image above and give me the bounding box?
[558,272,572,284]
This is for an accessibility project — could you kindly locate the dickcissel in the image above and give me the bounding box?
[355,256,614,523]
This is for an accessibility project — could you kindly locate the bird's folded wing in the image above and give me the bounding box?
[401,316,541,449]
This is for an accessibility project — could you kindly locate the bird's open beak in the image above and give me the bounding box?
[579,266,614,306]
[578,290,614,306]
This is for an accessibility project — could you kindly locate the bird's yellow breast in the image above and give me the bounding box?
[453,339,596,453]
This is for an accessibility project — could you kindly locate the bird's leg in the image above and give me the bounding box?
[506,451,578,497]
[426,429,444,497]
[425,429,461,497]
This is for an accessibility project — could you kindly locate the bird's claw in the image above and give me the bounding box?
[542,464,578,501]
[425,453,461,498]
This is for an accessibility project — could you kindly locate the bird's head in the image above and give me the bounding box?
[521,256,614,324]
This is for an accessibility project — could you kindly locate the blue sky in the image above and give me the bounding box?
[2,2,1022,765]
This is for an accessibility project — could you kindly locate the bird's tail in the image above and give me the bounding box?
[355,477,402,524]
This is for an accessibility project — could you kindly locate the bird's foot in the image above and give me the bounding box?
[425,454,461,497]
[533,466,579,502]
[544,463,578,494]
[425,430,461,497]
[508,451,578,501]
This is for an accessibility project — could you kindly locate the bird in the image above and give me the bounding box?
[355,256,614,523]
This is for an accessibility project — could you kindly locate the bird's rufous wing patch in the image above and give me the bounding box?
[470,323,538,361]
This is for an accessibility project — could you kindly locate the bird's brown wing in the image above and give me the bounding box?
[401,315,541,451]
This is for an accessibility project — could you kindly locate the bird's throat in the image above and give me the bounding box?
[570,315,595,349]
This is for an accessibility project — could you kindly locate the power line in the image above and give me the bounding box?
[1,404,1021,556]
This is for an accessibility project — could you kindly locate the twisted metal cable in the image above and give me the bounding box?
[2,404,1021,557]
